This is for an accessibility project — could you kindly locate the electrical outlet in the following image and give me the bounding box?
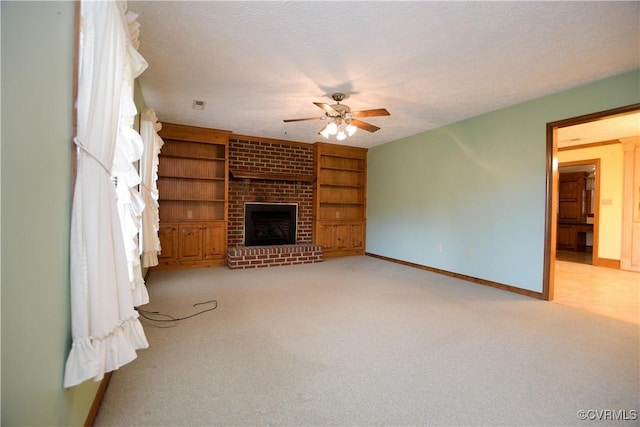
[465,248,472,257]
[437,243,444,253]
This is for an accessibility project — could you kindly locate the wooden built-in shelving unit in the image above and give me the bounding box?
[313,142,367,257]
[155,123,231,269]
[557,171,594,252]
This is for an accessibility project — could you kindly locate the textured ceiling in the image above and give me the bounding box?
[132,1,639,148]
[557,112,640,148]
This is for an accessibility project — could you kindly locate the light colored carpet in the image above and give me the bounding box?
[95,256,639,426]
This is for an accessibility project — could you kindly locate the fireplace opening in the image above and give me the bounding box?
[244,203,297,246]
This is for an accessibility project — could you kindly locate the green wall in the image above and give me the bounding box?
[1,2,100,425]
[367,70,640,292]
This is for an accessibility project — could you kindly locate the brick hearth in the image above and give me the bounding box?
[227,244,323,269]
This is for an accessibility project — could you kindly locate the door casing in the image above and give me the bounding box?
[543,103,640,301]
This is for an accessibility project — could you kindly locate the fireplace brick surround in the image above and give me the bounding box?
[227,244,323,269]
[227,135,322,268]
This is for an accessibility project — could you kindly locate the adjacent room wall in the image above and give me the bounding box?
[367,70,639,293]
[1,2,100,425]
[559,143,624,261]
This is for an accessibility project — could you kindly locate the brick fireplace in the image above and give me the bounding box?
[244,203,297,246]
[227,135,322,269]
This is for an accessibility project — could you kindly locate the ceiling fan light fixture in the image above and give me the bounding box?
[326,122,338,135]
[283,93,390,142]
[320,127,331,139]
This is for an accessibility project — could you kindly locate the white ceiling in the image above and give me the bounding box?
[132,1,640,148]
[557,112,640,148]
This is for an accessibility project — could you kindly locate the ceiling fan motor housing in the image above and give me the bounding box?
[329,103,351,118]
[331,93,346,102]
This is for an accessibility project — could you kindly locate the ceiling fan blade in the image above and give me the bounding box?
[350,119,380,133]
[351,108,390,118]
[314,102,339,115]
[283,116,322,123]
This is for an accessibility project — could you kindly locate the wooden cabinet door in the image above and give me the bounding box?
[158,223,179,262]
[179,224,203,261]
[559,173,586,222]
[559,200,580,222]
[557,224,576,251]
[559,177,580,199]
[333,223,349,250]
[316,222,335,250]
[316,221,365,252]
[349,222,365,250]
[202,222,226,259]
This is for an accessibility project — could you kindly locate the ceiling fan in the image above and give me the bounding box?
[283,93,390,140]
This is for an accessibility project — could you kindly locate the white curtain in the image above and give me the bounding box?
[140,109,164,268]
[113,6,149,306]
[64,0,149,388]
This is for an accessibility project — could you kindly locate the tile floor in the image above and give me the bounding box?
[553,259,639,325]
[556,250,592,265]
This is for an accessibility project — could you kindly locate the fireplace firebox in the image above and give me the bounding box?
[244,203,297,246]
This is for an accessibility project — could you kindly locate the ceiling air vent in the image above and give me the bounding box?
[192,100,206,110]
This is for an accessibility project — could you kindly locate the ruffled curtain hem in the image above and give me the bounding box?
[132,274,149,307]
[63,315,148,388]
[142,251,159,268]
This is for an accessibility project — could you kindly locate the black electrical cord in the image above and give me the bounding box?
[136,299,217,327]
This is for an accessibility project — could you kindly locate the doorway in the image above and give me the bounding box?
[543,103,640,305]
[556,160,599,266]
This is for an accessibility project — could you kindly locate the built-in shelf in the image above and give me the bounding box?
[313,142,368,258]
[230,169,314,183]
[159,154,226,161]
[319,183,364,189]
[156,123,230,270]
[158,175,225,181]
[320,166,365,172]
